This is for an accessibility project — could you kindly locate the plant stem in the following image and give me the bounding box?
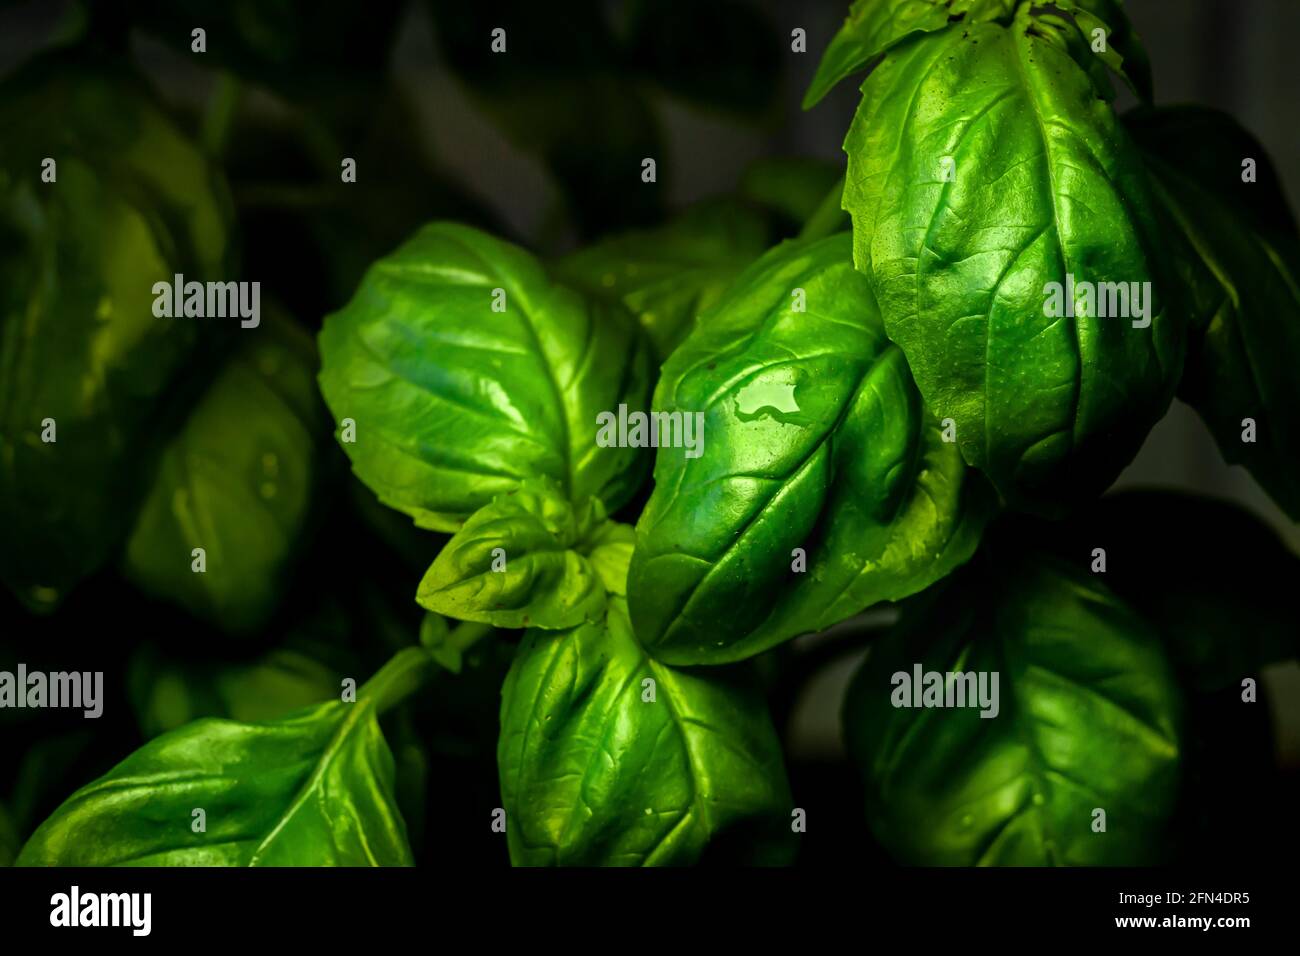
[358,647,437,716]
[360,621,497,714]
[448,620,495,655]
[798,174,848,242]
[201,74,241,159]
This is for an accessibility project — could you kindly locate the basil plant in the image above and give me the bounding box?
[9,0,1300,869]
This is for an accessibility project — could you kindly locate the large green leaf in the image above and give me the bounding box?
[843,7,1183,514]
[0,54,232,609]
[498,598,793,866]
[318,222,653,530]
[629,234,993,665]
[553,199,772,361]
[17,694,412,866]
[416,480,634,630]
[1125,106,1300,519]
[121,314,323,633]
[803,0,1017,109]
[844,554,1183,865]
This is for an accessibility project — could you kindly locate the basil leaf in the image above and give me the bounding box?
[0,54,232,610]
[1012,490,1300,692]
[121,314,323,633]
[803,0,1017,109]
[584,521,637,597]
[629,234,993,665]
[1054,0,1154,102]
[843,8,1182,513]
[553,200,771,361]
[318,222,653,530]
[17,696,412,866]
[416,481,621,630]
[844,555,1183,865]
[499,598,793,865]
[1125,106,1300,519]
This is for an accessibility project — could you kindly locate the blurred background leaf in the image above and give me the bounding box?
[0,51,233,611]
[1003,490,1299,692]
[426,0,665,238]
[98,0,408,140]
[622,0,781,120]
[739,156,842,229]
[127,642,346,740]
[121,310,327,634]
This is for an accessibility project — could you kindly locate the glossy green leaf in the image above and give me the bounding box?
[844,8,1183,513]
[318,222,653,530]
[122,314,323,633]
[844,555,1183,865]
[584,520,637,597]
[803,0,1016,109]
[416,481,627,630]
[630,234,993,664]
[0,54,232,610]
[553,200,772,361]
[499,598,793,866]
[17,694,412,866]
[1125,106,1300,519]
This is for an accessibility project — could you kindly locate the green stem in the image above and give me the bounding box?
[201,74,241,159]
[359,647,437,716]
[448,620,495,655]
[798,174,848,242]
